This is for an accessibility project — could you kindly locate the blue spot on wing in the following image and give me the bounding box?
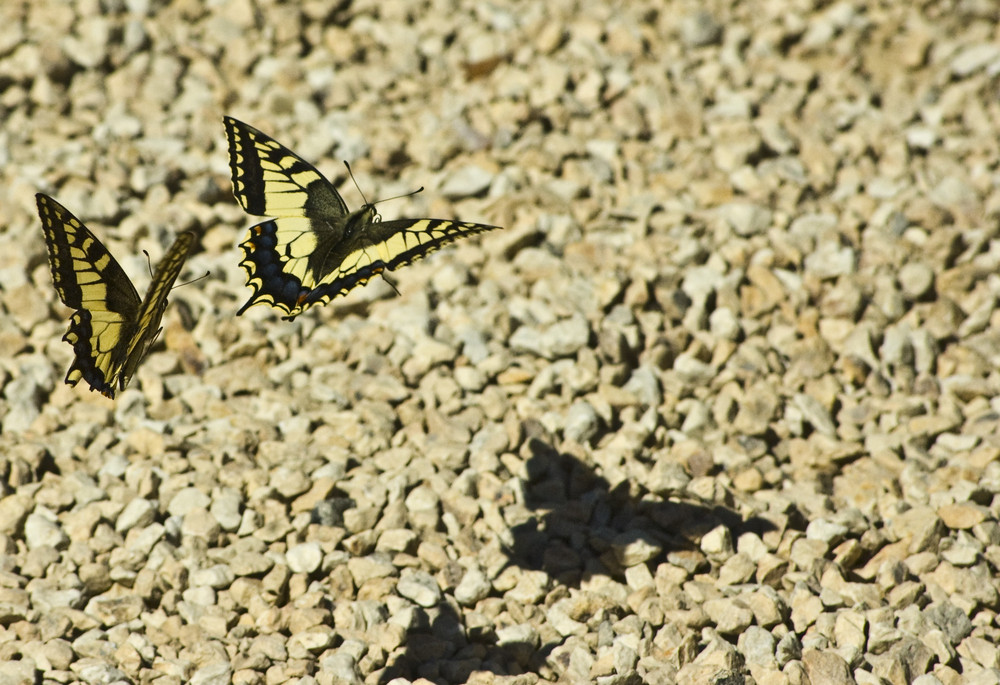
[237,220,311,317]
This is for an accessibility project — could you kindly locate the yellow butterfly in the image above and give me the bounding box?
[224,116,501,320]
[37,193,194,398]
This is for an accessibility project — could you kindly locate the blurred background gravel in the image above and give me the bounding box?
[1,1,1000,684]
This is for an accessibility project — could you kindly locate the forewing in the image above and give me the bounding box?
[223,116,348,219]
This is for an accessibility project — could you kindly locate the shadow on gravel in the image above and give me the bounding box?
[508,436,779,587]
[379,437,780,684]
[379,601,544,683]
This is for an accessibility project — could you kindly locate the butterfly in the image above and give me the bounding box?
[36,193,195,399]
[223,116,501,320]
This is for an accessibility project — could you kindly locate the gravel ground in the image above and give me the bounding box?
[2,1,1000,684]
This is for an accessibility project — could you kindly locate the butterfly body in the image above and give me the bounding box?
[37,193,194,398]
[224,116,501,320]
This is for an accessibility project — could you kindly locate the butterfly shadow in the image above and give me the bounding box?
[506,436,781,586]
[377,600,527,684]
[378,435,782,683]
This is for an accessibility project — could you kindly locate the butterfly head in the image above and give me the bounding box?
[342,161,423,229]
[345,205,379,235]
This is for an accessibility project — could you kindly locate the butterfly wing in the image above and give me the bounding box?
[117,231,195,388]
[297,217,501,316]
[223,116,348,218]
[238,215,500,320]
[37,193,142,397]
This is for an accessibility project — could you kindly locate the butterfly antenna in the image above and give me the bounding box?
[343,161,424,206]
[174,271,211,290]
[344,161,370,206]
[376,186,425,205]
[142,250,154,277]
